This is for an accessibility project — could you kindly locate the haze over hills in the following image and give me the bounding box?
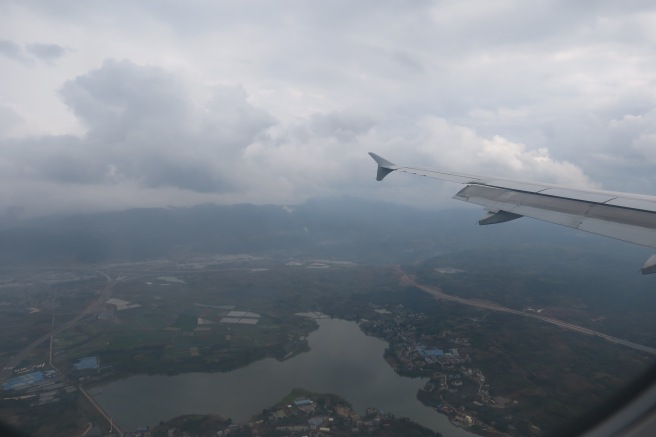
[0,196,650,268]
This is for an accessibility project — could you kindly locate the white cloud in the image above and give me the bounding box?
[0,1,655,217]
[414,117,596,188]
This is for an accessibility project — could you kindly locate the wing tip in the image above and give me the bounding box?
[369,152,398,181]
[641,253,656,275]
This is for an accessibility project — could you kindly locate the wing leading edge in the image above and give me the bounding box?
[369,152,656,274]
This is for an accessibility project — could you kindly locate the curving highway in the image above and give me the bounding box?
[399,271,656,356]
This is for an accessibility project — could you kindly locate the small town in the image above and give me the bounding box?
[132,390,439,437]
[359,308,512,436]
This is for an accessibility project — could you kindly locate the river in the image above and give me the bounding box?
[94,318,472,436]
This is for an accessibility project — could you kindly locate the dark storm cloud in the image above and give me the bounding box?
[26,43,68,63]
[5,135,97,184]
[60,59,189,135]
[3,60,276,194]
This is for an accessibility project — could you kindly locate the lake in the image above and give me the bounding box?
[94,318,472,436]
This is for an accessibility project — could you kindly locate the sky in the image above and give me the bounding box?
[1,0,656,218]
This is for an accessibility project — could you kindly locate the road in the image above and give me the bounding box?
[0,270,114,383]
[0,268,124,435]
[0,266,259,383]
[79,386,123,436]
[0,266,254,434]
[400,271,656,356]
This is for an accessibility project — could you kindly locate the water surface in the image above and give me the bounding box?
[95,318,471,436]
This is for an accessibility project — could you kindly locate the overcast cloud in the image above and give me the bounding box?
[1,1,655,218]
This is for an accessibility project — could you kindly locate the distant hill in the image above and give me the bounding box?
[0,196,647,266]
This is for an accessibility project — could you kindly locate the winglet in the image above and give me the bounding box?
[642,254,656,275]
[369,152,398,181]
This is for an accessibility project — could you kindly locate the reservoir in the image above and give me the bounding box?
[94,318,472,436]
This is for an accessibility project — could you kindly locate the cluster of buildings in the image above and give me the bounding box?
[257,398,429,436]
[192,304,262,327]
[1,365,77,406]
[359,308,511,433]
[136,395,432,437]
[360,313,470,375]
[2,356,101,408]
[263,397,357,434]
[73,356,99,371]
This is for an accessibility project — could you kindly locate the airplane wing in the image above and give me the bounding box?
[369,152,656,274]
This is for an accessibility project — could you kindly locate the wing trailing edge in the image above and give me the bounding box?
[369,152,656,274]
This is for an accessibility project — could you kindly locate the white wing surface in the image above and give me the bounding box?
[369,152,656,274]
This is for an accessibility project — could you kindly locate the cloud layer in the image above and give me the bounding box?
[1,1,656,217]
